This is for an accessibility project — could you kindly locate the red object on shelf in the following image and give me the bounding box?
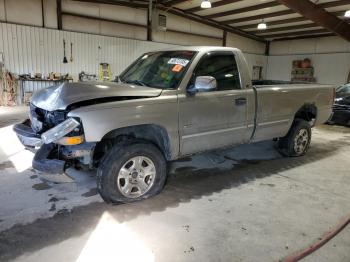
[301,58,311,68]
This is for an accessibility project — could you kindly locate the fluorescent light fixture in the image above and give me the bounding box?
[345,10,350,17]
[201,0,211,8]
[257,21,267,30]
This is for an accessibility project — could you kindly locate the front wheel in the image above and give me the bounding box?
[97,142,167,204]
[278,119,312,157]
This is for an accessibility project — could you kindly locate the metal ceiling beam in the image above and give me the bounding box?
[186,0,244,13]
[75,0,148,8]
[251,22,320,34]
[222,10,294,24]
[74,0,267,42]
[205,1,281,19]
[163,0,188,6]
[261,28,329,38]
[157,5,266,42]
[238,17,306,30]
[57,0,62,30]
[221,0,350,24]
[273,33,335,41]
[62,11,147,27]
[276,0,350,41]
[236,11,347,30]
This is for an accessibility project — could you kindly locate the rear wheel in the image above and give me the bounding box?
[278,119,311,157]
[97,142,167,203]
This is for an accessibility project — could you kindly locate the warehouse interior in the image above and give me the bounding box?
[0,0,350,261]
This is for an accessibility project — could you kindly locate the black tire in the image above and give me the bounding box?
[278,119,311,157]
[97,141,167,204]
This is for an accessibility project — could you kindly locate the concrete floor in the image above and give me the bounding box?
[0,106,350,262]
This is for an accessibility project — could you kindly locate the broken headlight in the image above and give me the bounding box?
[41,118,80,144]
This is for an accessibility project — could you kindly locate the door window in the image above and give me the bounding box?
[193,52,241,91]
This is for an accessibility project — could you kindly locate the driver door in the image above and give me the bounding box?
[178,51,250,155]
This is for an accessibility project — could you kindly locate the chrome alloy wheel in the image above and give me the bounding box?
[117,156,156,198]
[293,128,309,155]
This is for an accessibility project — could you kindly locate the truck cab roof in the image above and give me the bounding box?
[154,46,242,53]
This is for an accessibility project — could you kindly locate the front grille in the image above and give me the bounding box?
[30,104,67,134]
[30,104,44,133]
[333,104,350,111]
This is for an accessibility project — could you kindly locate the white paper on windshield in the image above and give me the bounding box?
[168,58,189,67]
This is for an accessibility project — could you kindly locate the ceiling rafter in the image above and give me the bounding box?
[236,10,347,30]
[76,0,148,8]
[74,0,350,42]
[162,0,189,6]
[251,22,320,34]
[221,0,350,24]
[276,0,350,41]
[273,33,335,41]
[261,28,330,38]
[239,17,306,30]
[250,18,349,34]
[185,0,244,13]
[204,1,281,19]
[157,5,266,42]
[76,0,266,42]
[222,10,295,24]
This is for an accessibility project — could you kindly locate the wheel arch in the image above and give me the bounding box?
[294,103,318,125]
[93,124,172,164]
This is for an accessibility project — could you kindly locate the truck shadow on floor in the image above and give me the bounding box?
[0,136,349,261]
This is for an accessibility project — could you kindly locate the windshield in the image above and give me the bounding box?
[336,84,350,94]
[119,51,197,89]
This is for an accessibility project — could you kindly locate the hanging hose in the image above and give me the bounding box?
[0,71,17,106]
[283,213,350,262]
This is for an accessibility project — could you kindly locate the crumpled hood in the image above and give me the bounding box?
[31,81,163,111]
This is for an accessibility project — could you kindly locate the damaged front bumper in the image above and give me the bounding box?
[13,119,43,150]
[13,119,95,175]
[33,143,67,174]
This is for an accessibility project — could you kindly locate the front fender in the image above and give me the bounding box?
[67,95,179,160]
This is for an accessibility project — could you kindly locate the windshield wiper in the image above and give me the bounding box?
[124,79,149,87]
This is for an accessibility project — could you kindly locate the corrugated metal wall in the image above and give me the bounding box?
[0,22,267,101]
[0,22,177,93]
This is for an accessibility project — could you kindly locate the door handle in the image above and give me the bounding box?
[235,97,247,106]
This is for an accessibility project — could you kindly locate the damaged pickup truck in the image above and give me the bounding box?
[14,46,335,203]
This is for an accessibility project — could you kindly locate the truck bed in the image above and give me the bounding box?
[252,80,309,86]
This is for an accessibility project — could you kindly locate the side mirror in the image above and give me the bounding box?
[188,76,217,95]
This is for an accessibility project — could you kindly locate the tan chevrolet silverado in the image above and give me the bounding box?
[14,46,335,203]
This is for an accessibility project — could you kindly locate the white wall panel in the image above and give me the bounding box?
[62,0,100,17]
[270,36,350,55]
[315,37,350,53]
[244,53,268,79]
[0,0,267,56]
[165,13,222,38]
[226,32,266,55]
[267,53,350,85]
[0,22,267,96]
[0,22,177,93]
[268,36,350,85]
[43,0,58,29]
[153,30,221,46]
[0,0,5,21]
[99,4,147,26]
[100,21,146,40]
[4,0,43,26]
[62,15,100,35]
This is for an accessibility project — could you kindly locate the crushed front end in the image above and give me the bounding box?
[13,104,96,175]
